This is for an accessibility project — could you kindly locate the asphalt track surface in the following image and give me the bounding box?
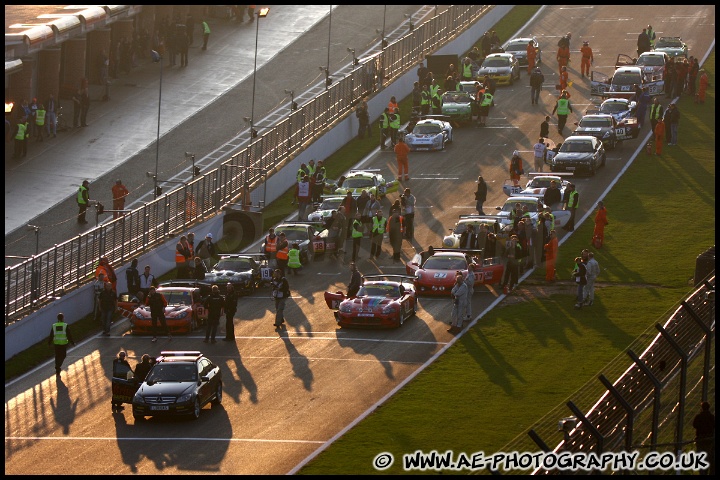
[4,5,716,475]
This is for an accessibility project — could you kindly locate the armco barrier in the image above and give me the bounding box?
[4,5,515,360]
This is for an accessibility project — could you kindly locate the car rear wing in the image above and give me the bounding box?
[528,172,573,177]
[362,274,417,284]
[458,214,503,221]
[158,280,213,289]
[432,248,485,256]
[158,351,202,359]
[349,168,381,173]
[419,114,452,122]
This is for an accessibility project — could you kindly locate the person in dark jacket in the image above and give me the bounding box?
[203,285,224,343]
[193,256,207,281]
[125,258,141,297]
[146,286,170,342]
[475,175,488,215]
[347,262,362,298]
[572,256,587,309]
[133,354,153,386]
[223,284,238,341]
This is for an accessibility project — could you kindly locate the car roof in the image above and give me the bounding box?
[564,135,596,141]
[346,171,376,178]
[639,51,665,57]
[416,119,443,125]
[614,66,642,74]
[157,351,204,362]
[157,286,197,293]
[602,97,631,104]
[506,37,534,44]
[658,36,682,40]
[486,53,513,59]
[581,114,614,120]
[504,195,541,203]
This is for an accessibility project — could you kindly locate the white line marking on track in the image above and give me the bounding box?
[5,436,327,444]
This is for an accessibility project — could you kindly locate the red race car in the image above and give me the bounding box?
[406,249,504,296]
[117,281,210,335]
[324,275,417,328]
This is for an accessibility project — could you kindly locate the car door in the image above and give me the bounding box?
[614,54,636,69]
[590,72,610,96]
[198,359,214,405]
[324,291,345,309]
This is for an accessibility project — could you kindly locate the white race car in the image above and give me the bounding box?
[403,115,453,152]
[494,196,570,230]
[442,215,507,248]
[307,195,345,223]
[502,173,571,198]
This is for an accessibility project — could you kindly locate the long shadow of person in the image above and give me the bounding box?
[113,410,141,472]
[50,378,78,434]
[279,330,314,391]
[220,340,259,405]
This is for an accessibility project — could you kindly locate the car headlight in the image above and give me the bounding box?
[382,305,398,314]
[175,310,188,319]
[433,136,441,144]
[416,272,423,280]
[177,393,193,404]
[133,392,145,404]
[339,304,352,313]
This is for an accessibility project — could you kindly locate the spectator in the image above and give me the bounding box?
[223,283,238,341]
[203,285,224,343]
[543,180,563,211]
[134,354,153,385]
[370,209,386,260]
[146,286,170,342]
[45,93,57,138]
[583,252,599,306]
[193,256,207,281]
[533,138,547,173]
[501,235,521,294]
[664,103,680,146]
[98,282,117,336]
[96,256,118,292]
[561,183,579,232]
[126,258,141,298]
[637,28,651,56]
[271,269,290,329]
[295,174,312,221]
[312,160,327,203]
[693,401,715,475]
[411,82,422,112]
[448,274,468,334]
[79,86,90,127]
[201,18,211,50]
[572,256,587,309]
[355,99,371,139]
[363,193,381,235]
[175,235,192,278]
[137,265,154,301]
[475,175,488,215]
[93,272,107,324]
[347,261,362,297]
[530,67,544,105]
[350,215,364,262]
[401,188,416,241]
[196,233,218,270]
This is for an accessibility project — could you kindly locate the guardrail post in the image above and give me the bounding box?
[681,298,714,401]
[598,374,635,452]
[627,349,663,450]
[655,324,689,458]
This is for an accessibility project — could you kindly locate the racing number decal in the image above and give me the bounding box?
[616,127,625,136]
[261,267,272,280]
[196,306,205,317]
[510,186,522,194]
[313,239,325,252]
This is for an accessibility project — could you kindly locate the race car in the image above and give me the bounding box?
[502,173,571,198]
[587,97,638,125]
[458,80,481,94]
[442,215,505,249]
[261,222,322,264]
[324,169,399,199]
[406,248,504,296]
[118,281,211,335]
[572,113,638,149]
[403,115,453,152]
[494,196,571,230]
[503,36,541,67]
[591,66,664,99]
[476,53,520,85]
[204,253,272,293]
[653,36,688,59]
[323,275,418,328]
[307,195,345,223]
[441,91,474,123]
[632,52,671,79]
[546,135,606,177]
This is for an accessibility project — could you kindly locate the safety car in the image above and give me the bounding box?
[591,66,664,99]
[403,115,453,151]
[323,275,418,328]
[132,351,222,422]
[118,281,211,335]
[442,215,505,249]
[204,253,272,292]
[503,36,541,67]
[476,53,520,85]
[502,173,571,198]
[406,248,504,296]
[260,222,321,264]
[441,91,474,123]
[324,169,399,199]
[546,135,606,176]
[494,196,571,230]
[307,195,345,223]
[572,113,638,149]
[653,36,688,58]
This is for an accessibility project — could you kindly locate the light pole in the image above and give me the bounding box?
[27,224,40,256]
[250,7,270,140]
[404,13,414,32]
[325,5,332,89]
[284,89,297,111]
[151,50,163,198]
[347,47,359,66]
[382,5,387,48]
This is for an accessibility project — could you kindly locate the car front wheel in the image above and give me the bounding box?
[191,398,201,420]
[212,382,223,406]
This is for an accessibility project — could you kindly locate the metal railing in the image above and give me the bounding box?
[494,276,715,475]
[5,5,493,324]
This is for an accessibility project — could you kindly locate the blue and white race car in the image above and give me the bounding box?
[588,97,638,124]
[403,115,453,152]
[307,195,345,223]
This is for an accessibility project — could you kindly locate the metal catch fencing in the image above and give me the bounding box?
[493,276,715,475]
[5,5,493,324]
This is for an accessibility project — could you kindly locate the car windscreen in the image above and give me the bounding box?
[504,42,526,52]
[413,124,442,135]
[501,201,538,213]
[600,102,628,113]
[656,38,683,48]
[215,258,253,271]
[529,178,556,188]
[162,291,193,306]
[612,72,641,86]
[560,141,594,153]
[579,118,612,128]
[482,58,510,68]
[277,227,308,242]
[424,256,467,270]
[358,284,400,297]
[443,93,472,104]
[146,363,197,383]
[636,56,664,66]
[320,198,343,210]
[344,177,374,189]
